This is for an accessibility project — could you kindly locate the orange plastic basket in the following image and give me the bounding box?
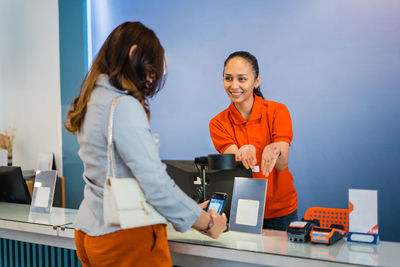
[304,207,349,233]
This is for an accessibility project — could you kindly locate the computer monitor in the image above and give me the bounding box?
[163,160,252,220]
[0,166,31,204]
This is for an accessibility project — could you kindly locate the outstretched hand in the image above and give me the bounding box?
[261,143,281,177]
[236,144,257,170]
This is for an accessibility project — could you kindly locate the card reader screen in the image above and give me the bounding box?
[208,198,225,214]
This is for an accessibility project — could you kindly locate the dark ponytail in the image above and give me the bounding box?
[253,87,263,99]
[223,51,264,99]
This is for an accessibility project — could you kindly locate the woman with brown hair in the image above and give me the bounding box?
[65,21,226,266]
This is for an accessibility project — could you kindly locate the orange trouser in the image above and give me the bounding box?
[75,224,172,267]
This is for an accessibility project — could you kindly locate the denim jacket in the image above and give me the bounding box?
[74,74,200,236]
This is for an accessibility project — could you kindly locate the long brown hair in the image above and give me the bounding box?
[65,21,165,134]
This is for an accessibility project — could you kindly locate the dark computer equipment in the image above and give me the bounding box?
[206,164,252,220]
[163,160,252,220]
[0,166,31,204]
[163,160,199,201]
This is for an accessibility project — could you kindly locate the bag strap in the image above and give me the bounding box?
[106,95,123,180]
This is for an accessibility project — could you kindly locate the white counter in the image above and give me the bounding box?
[1,203,399,266]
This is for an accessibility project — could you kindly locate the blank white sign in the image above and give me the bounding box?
[236,199,260,226]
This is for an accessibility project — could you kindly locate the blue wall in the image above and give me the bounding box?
[62,0,400,241]
[58,0,86,209]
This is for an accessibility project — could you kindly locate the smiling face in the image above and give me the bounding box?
[223,57,260,106]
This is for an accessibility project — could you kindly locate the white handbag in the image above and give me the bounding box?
[103,96,167,229]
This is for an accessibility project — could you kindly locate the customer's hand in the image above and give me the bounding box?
[204,209,227,239]
[198,200,209,210]
[261,142,281,177]
[236,144,257,170]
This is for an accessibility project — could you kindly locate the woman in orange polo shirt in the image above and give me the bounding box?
[209,51,298,230]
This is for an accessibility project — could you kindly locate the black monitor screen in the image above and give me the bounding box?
[163,160,252,220]
[0,166,31,204]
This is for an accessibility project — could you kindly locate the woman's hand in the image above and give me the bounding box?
[193,204,227,239]
[203,209,227,239]
[261,142,281,177]
[236,144,257,170]
[198,200,209,210]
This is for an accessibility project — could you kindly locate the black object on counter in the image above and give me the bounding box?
[208,154,235,170]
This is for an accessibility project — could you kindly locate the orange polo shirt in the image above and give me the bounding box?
[209,94,297,219]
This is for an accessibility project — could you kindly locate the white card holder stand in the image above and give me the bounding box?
[348,189,379,244]
[29,170,57,214]
[229,177,267,234]
[37,152,56,171]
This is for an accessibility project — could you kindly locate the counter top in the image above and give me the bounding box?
[1,203,400,266]
[167,224,400,266]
